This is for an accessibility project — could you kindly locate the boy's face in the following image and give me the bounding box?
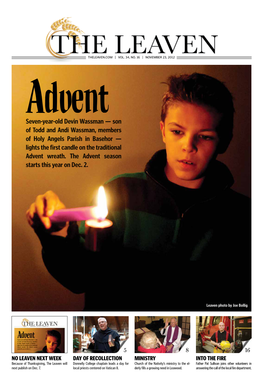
[160,102,220,189]
[45,335,59,353]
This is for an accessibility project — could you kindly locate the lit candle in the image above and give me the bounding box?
[85,186,113,252]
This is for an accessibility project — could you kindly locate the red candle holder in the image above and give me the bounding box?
[85,219,113,252]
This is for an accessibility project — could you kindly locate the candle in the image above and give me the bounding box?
[49,206,97,223]
[85,186,113,252]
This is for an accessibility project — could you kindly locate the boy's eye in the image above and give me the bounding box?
[199,134,214,141]
[172,130,183,135]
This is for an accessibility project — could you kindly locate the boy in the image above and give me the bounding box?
[26,73,251,310]
[37,330,62,353]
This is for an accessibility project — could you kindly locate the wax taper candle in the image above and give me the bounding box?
[50,206,97,223]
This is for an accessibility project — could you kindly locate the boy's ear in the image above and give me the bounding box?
[160,121,166,143]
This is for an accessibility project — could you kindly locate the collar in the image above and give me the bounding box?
[145,149,234,197]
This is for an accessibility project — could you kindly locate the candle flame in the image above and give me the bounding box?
[96,186,108,221]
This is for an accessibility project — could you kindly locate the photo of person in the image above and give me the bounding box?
[36,329,62,353]
[160,318,182,353]
[210,322,234,353]
[13,324,65,354]
[138,332,166,353]
[73,316,128,353]
[89,317,120,353]
[196,316,252,353]
[12,65,251,311]
[135,316,190,353]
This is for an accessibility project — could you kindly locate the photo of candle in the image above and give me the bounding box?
[85,186,113,252]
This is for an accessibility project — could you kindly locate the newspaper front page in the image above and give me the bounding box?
[2,1,262,381]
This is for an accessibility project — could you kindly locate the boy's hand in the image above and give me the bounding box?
[26,190,66,230]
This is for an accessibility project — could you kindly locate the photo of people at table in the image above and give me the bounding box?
[135,316,190,353]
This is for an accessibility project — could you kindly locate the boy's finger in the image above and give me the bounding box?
[44,191,61,216]
[41,216,51,229]
[35,194,47,217]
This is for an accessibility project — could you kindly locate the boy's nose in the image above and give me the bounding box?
[182,136,197,152]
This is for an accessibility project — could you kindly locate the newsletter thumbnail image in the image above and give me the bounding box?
[73,316,129,353]
[196,316,252,353]
[12,316,67,353]
[135,316,190,353]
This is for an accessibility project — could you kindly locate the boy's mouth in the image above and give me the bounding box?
[179,159,194,165]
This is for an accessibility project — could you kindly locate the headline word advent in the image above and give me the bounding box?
[26,79,109,114]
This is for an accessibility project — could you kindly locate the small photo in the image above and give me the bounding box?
[135,316,190,353]
[12,316,66,353]
[73,316,129,353]
[14,327,65,353]
[196,316,252,353]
